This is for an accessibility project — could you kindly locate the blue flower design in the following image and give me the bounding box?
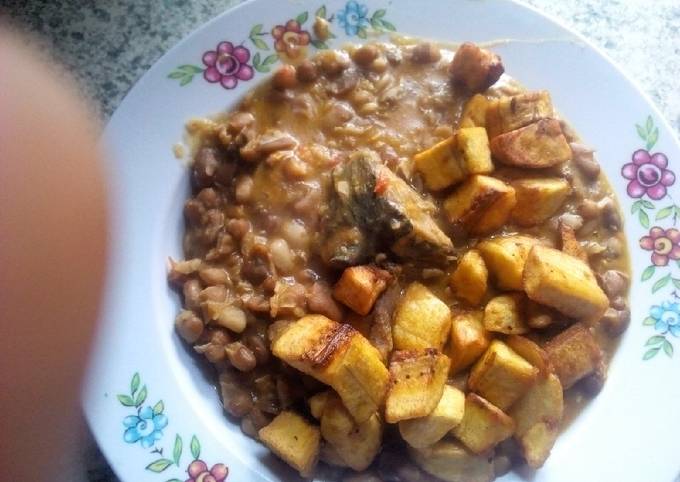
[123,406,168,448]
[650,301,680,337]
[337,1,369,36]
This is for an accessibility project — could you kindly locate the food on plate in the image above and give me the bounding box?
[169,38,630,479]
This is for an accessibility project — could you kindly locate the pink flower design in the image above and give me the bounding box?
[622,149,675,200]
[271,20,311,58]
[640,226,680,266]
[186,459,228,482]
[202,42,254,89]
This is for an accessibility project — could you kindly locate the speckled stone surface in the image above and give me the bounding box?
[1,0,678,134]
[0,1,677,480]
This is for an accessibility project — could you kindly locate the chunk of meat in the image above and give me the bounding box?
[319,151,453,267]
[368,280,400,361]
[449,42,504,93]
[306,281,344,321]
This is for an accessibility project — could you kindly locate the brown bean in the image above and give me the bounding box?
[192,147,221,188]
[199,285,228,303]
[197,187,220,209]
[226,389,253,417]
[600,307,631,336]
[370,56,389,73]
[493,455,513,477]
[248,407,272,431]
[306,282,343,321]
[227,112,255,134]
[183,279,202,311]
[240,416,257,438]
[570,142,600,178]
[226,342,257,371]
[244,334,270,365]
[600,197,622,231]
[598,270,629,298]
[296,59,318,82]
[272,64,297,90]
[316,50,351,77]
[183,198,204,224]
[579,199,600,219]
[611,296,627,311]
[199,267,230,286]
[194,342,226,363]
[411,42,441,64]
[175,310,204,343]
[353,44,379,67]
[226,218,251,240]
[234,176,254,204]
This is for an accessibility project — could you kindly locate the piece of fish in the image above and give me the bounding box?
[320,151,453,267]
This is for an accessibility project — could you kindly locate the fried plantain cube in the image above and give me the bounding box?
[271,315,389,423]
[399,385,466,448]
[258,411,320,477]
[320,394,383,471]
[449,42,504,94]
[468,340,538,410]
[384,349,450,423]
[409,440,495,482]
[460,94,489,128]
[485,90,554,138]
[414,128,493,191]
[511,178,571,226]
[477,235,539,291]
[506,335,552,377]
[457,127,494,175]
[559,221,588,262]
[414,137,465,191]
[545,323,603,389]
[333,265,390,316]
[450,249,488,306]
[510,373,563,468]
[308,391,330,419]
[490,118,571,168]
[523,245,609,322]
[448,310,491,375]
[392,282,452,351]
[443,175,516,236]
[452,393,515,454]
[483,294,529,334]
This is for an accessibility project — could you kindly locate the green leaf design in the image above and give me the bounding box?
[370,18,383,30]
[296,11,309,24]
[191,435,201,460]
[673,278,680,290]
[641,265,655,281]
[645,115,653,134]
[252,52,270,73]
[179,75,192,86]
[676,259,680,269]
[311,39,329,49]
[372,9,387,19]
[117,394,135,407]
[631,200,642,214]
[641,200,654,209]
[652,274,671,293]
[153,400,164,415]
[165,479,183,482]
[643,346,660,360]
[380,20,396,31]
[178,65,203,74]
[639,209,650,228]
[315,5,327,19]
[250,24,263,36]
[168,71,186,79]
[636,124,647,141]
[645,335,666,346]
[262,54,279,66]
[643,316,656,325]
[131,373,140,395]
[663,339,674,357]
[173,434,183,466]
[251,36,269,50]
[647,127,659,150]
[357,27,368,39]
[146,459,173,473]
[656,206,674,220]
[134,385,147,407]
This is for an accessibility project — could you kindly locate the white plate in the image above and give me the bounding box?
[83,1,680,481]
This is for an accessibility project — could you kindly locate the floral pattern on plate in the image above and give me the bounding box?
[117,372,229,481]
[167,1,396,86]
[624,116,679,360]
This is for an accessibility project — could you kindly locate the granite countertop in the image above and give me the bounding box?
[1,1,678,480]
